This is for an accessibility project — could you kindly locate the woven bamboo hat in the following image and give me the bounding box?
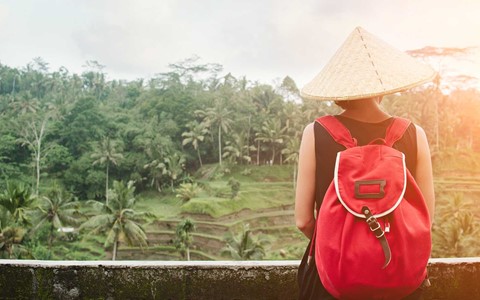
[301,27,437,101]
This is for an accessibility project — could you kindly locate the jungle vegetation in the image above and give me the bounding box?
[1,52,480,260]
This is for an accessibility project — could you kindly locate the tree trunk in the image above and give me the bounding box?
[35,151,40,196]
[197,148,203,167]
[218,125,222,165]
[48,225,54,250]
[105,163,109,206]
[11,76,16,97]
[271,146,275,165]
[186,246,190,261]
[112,240,118,261]
[33,118,47,196]
[257,140,260,165]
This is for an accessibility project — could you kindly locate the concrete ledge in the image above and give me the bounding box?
[1,258,479,299]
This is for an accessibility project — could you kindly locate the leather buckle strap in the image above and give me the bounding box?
[366,216,384,238]
[362,206,392,269]
[355,180,386,199]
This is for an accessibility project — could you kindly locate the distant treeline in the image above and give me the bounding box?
[0,56,479,199]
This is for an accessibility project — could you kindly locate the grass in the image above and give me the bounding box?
[48,234,107,260]
[191,232,225,241]
[196,164,294,182]
[180,178,294,218]
[180,193,293,218]
[230,164,294,182]
[136,191,184,219]
[432,148,480,176]
[134,164,295,220]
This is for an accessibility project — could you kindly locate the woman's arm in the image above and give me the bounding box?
[295,123,317,239]
[414,125,435,226]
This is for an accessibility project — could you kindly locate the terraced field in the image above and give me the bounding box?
[116,165,309,260]
[116,170,480,261]
[435,176,480,192]
[117,202,308,260]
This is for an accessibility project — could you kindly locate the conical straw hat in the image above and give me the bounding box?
[301,27,437,101]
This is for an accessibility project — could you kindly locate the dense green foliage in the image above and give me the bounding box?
[2,56,480,197]
[0,57,335,197]
[1,55,480,260]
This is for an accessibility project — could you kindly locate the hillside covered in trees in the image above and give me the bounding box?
[1,54,480,260]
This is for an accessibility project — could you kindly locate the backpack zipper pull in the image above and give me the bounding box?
[385,220,390,233]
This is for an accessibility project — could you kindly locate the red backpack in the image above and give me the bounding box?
[310,116,431,300]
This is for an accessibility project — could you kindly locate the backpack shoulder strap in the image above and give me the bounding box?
[315,116,357,148]
[384,117,412,147]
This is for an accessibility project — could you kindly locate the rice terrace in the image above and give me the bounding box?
[0,49,479,262]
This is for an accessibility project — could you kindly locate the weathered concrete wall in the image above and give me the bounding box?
[0,258,479,299]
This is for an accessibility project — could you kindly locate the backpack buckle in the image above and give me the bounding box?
[366,216,383,238]
[362,206,392,268]
[355,180,386,199]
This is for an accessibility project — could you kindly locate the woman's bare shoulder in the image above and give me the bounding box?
[302,122,315,136]
[414,124,429,148]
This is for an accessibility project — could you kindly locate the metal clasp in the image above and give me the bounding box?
[366,214,383,237]
[354,179,386,199]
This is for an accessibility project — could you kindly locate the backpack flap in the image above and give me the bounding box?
[334,144,407,218]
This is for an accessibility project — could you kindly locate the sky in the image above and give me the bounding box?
[0,0,479,89]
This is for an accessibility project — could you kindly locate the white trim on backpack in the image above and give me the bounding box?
[333,151,408,219]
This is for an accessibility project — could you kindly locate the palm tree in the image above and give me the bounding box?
[282,137,300,189]
[223,132,254,164]
[9,92,40,115]
[432,192,480,257]
[81,180,152,260]
[32,188,82,249]
[91,137,124,205]
[82,60,107,101]
[251,110,269,165]
[182,121,209,167]
[281,101,304,138]
[145,152,186,192]
[432,216,479,257]
[141,129,175,192]
[222,224,269,260]
[195,100,233,165]
[251,85,282,113]
[436,192,474,220]
[175,218,196,261]
[255,119,285,165]
[277,76,300,102]
[0,219,28,259]
[0,182,34,259]
[0,182,35,225]
[176,183,202,202]
[143,158,165,192]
